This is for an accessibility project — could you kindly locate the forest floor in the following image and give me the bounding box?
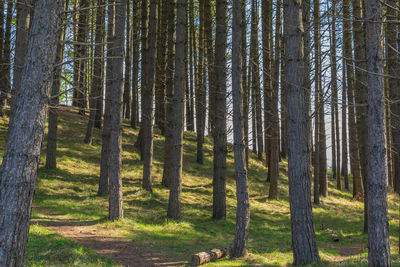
[1,107,400,266]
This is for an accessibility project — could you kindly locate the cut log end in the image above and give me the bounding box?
[190,246,231,266]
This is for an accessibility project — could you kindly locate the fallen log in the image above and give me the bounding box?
[191,246,231,266]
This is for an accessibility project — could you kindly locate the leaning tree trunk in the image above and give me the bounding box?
[231,0,250,257]
[365,1,391,264]
[0,1,63,265]
[108,0,126,221]
[142,0,157,192]
[283,0,320,264]
[167,0,186,219]
[46,0,69,169]
[212,0,227,220]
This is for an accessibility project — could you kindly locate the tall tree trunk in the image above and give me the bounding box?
[130,0,140,129]
[231,0,250,257]
[341,48,349,190]
[329,1,340,190]
[365,1,391,264]
[0,1,12,115]
[280,31,287,160]
[262,0,272,172]
[167,0,186,219]
[212,0,227,220]
[11,0,32,113]
[85,0,106,144]
[107,0,126,221]
[155,0,167,134]
[313,0,320,203]
[196,0,205,164]
[0,1,63,265]
[75,0,90,116]
[123,0,131,120]
[344,0,362,199]
[352,0,368,233]
[142,0,157,192]
[99,0,116,195]
[46,0,69,169]
[387,0,400,193]
[241,0,249,165]
[284,0,320,263]
[268,0,281,199]
[205,0,215,136]
[162,0,175,188]
[187,0,196,131]
[250,0,263,161]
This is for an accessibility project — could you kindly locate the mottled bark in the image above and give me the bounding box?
[231,0,250,257]
[284,0,320,263]
[212,0,227,220]
[0,1,63,265]
[365,1,391,264]
[108,0,126,221]
[142,0,157,192]
[167,0,186,219]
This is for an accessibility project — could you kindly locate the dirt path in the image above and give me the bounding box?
[31,206,185,267]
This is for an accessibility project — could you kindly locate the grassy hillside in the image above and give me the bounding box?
[1,108,400,266]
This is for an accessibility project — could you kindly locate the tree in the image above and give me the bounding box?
[85,0,106,145]
[0,1,13,116]
[107,0,126,221]
[123,0,131,120]
[142,0,157,192]
[365,0,391,264]
[130,0,140,129]
[241,0,249,165]
[205,0,215,136]
[231,0,250,257]
[212,0,227,220]
[46,0,69,169]
[0,1,64,265]
[167,0,186,219]
[283,0,320,263]
[353,0,368,232]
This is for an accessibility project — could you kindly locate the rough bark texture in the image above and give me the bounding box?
[167,0,186,219]
[231,0,250,257]
[241,0,249,166]
[196,0,206,164]
[205,0,215,136]
[142,0,157,192]
[212,0,227,220]
[130,0,140,129]
[0,1,63,265]
[365,1,391,264]
[283,0,320,264]
[11,0,32,112]
[268,0,281,199]
[187,0,196,132]
[162,0,175,188]
[108,0,126,221]
[123,0,131,120]
[46,0,68,169]
[352,0,368,232]
[85,0,106,144]
[99,0,116,196]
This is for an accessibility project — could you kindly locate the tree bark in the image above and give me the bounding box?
[131,0,140,129]
[0,1,63,265]
[205,0,215,136]
[231,0,250,257]
[85,0,106,144]
[241,0,249,166]
[365,1,391,264]
[167,0,186,219]
[212,0,227,220]
[108,0,126,221]
[46,0,69,169]
[284,0,320,263]
[142,0,157,192]
[123,0,131,120]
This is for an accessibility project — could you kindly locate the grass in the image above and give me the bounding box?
[0,108,400,266]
